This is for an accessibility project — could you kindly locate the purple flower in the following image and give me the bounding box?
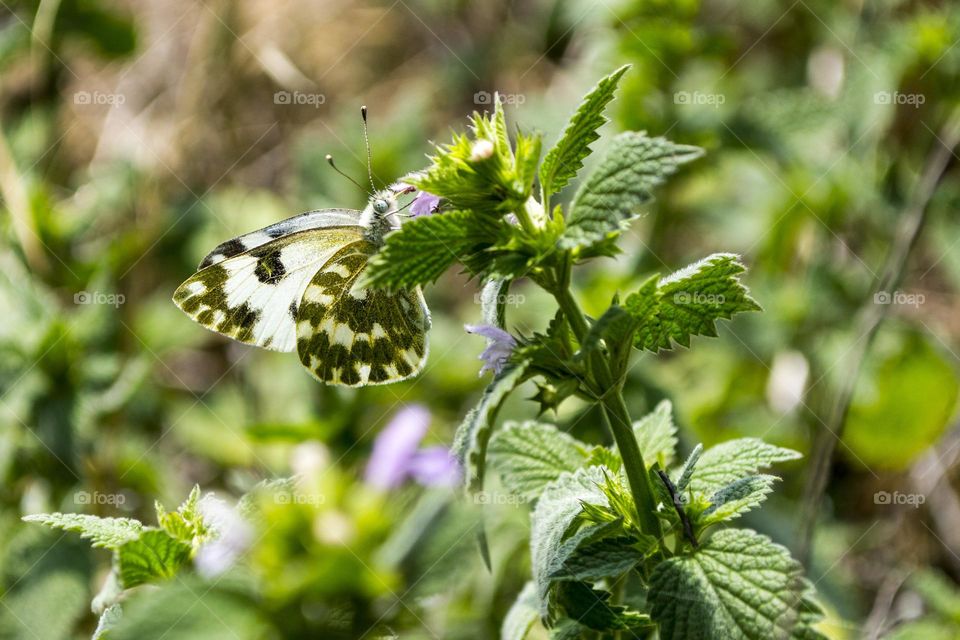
[465,324,517,376]
[410,191,441,217]
[364,405,460,490]
[194,495,253,579]
[408,446,461,487]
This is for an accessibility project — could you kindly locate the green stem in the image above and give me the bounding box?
[553,273,663,539]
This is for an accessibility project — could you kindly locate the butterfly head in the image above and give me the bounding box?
[360,189,400,242]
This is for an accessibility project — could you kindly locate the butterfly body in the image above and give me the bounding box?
[174,190,430,386]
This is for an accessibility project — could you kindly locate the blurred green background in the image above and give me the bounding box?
[1,0,959,637]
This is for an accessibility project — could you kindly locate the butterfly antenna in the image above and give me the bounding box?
[325,154,368,193]
[361,105,377,191]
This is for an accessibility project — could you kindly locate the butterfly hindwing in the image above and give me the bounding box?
[174,226,366,352]
[296,240,429,386]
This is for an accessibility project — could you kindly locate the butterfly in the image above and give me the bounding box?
[173,187,430,387]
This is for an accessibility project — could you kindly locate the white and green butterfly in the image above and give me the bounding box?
[173,188,430,386]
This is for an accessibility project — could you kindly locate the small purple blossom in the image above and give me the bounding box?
[465,324,518,376]
[364,405,460,490]
[194,495,253,579]
[410,191,441,217]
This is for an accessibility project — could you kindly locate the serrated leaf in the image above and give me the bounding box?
[555,580,651,631]
[540,65,629,198]
[22,513,143,549]
[561,131,702,250]
[633,400,679,468]
[690,438,801,495]
[649,529,816,640]
[452,361,530,494]
[502,581,539,640]
[627,253,762,351]
[676,444,703,493]
[549,535,648,583]
[364,210,501,290]
[531,466,609,617]
[117,529,192,588]
[699,475,777,526]
[489,421,588,500]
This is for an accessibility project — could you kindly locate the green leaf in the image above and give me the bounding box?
[676,443,703,493]
[540,65,629,198]
[117,529,192,588]
[555,581,651,631]
[633,400,679,468]
[489,420,588,501]
[689,437,801,495]
[93,604,122,640]
[548,535,648,583]
[502,581,540,640]
[581,302,639,379]
[626,253,762,352]
[649,529,818,639]
[561,131,702,250]
[530,466,609,616]
[698,475,777,526]
[452,361,530,494]
[363,210,501,290]
[22,513,143,549]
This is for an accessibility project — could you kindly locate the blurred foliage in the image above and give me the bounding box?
[0,0,957,637]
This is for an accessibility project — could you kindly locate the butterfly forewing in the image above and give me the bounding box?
[296,240,430,386]
[174,226,366,352]
[198,209,363,269]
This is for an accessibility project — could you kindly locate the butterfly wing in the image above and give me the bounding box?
[296,240,430,386]
[198,209,363,269]
[174,225,367,352]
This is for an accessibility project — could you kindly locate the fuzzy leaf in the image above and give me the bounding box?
[562,132,702,250]
[364,210,501,290]
[489,421,587,500]
[698,475,777,526]
[22,513,143,550]
[549,535,648,583]
[581,302,639,378]
[676,444,703,493]
[555,581,651,631]
[540,65,629,198]
[117,529,192,588]
[649,529,817,639]
[531,466,609,617]
[452,361,530,494]
[633,400,679,468]
[502,581,540,640]
[690,438,801,495]
[627,254,762,352]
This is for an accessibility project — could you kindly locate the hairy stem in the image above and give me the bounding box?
[553,271,663,539]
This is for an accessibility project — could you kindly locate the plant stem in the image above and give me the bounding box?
[553,270,663,539]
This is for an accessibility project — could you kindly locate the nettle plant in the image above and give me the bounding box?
[364,65,826,639]
[21,67,827,639]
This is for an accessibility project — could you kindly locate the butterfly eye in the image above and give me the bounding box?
[373,199,389,215]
